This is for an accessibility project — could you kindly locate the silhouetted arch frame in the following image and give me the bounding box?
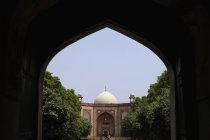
[39,21,176,140]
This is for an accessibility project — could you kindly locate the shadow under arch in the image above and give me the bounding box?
[96,112,115,137]
[38,20,176,140]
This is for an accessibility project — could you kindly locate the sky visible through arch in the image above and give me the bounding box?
[47,28,166,103]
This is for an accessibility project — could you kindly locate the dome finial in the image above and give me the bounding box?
[105,86,107,91]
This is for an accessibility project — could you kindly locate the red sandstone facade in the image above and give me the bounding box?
[81,102,131,137]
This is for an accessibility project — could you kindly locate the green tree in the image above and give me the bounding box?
[122,70,170,140]
[42,71,91,140]
[131,97,142,112]
[122,112,139,139]
[80,118,92,137]
[147,70,169,103]
[146,70,170,140]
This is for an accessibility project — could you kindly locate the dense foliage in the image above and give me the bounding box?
[42,71,91,140]
[122,70,170,140]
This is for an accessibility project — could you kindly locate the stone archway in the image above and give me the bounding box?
[97,112,115,137]
[3,2,205,140]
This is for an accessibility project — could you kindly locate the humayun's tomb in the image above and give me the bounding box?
[78,90,135,140]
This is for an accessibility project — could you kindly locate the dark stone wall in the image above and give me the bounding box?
[1,1,210,140]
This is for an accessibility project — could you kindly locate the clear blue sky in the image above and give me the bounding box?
[47,28,166,103]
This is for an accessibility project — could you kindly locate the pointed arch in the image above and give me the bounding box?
[97,112,115,137]
[38,20,176,140]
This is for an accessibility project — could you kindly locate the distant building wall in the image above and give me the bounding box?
[81,103,131,138]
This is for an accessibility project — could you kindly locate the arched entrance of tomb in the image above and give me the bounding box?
[97,112,115,137]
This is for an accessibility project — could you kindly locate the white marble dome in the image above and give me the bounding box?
[94,91,118,104]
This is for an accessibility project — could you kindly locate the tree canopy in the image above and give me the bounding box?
[42,71,91,140]
[122,70,170,140]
